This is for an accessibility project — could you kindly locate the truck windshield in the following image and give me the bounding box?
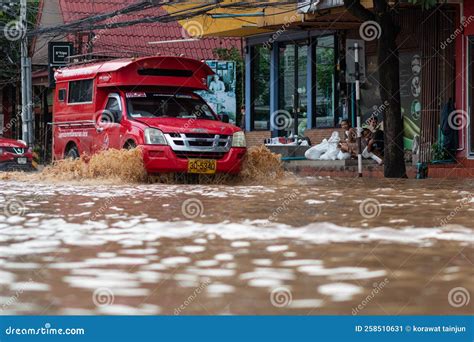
[126,93,216,120]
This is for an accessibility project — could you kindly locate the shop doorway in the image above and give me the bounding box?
[278,41,308,137]
[313,35,336,128]
[469,37,474,156]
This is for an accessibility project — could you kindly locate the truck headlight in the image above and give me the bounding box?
[232,131,246,147]
[144,128,168,145]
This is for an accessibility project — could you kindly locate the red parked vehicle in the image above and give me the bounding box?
[0,137,34,171]
[53,56,246,174]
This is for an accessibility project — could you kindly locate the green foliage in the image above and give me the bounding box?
[431,142,449,161]
[408,0,438,10]
[0,1,39,81]
[316,48,334,98]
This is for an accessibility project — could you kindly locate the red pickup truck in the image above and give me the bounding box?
[53,56,246,175]
[0,137,34,171]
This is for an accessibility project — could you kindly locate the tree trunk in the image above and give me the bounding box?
[377,12,407,178]
[344,0,407,178]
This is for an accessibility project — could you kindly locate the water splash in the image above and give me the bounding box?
[41,148,147,183]
[0,146,295,185]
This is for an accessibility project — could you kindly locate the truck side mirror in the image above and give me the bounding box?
[221,114,229,123]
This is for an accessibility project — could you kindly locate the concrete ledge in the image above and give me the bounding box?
[266,145,311,158]
[283,159,377,169]
[283,159,418,178]
[284,159,377,167]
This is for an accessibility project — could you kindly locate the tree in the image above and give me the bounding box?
[343,0,435,178]
[0,1,39,81]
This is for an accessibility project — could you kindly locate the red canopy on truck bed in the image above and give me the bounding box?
[55,56,214,91]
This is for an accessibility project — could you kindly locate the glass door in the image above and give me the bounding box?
[251,46,271,131]
[469,37,474,156]
[314,35,336,128]
[278,42,308,137]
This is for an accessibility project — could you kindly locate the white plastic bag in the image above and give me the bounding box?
[337,151,351,160]
[320,132,341,160]
[305,139,329,160]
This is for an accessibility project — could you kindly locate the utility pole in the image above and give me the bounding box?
[20,0,34,147]
[354,42,362,178]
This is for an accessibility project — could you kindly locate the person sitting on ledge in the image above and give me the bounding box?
[367,116,384,157]
[362,129,383,165]
[339,119,358,157]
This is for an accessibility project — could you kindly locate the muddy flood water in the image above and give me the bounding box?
[0,150,472,316]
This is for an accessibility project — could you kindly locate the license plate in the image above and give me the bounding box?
[17,157,27,165]
[188,159,216,174]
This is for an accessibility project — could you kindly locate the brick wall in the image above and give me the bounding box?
[245,131,271,148]
[245,129,346,148]
[304,128,345,145]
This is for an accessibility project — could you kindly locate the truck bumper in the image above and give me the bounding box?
[0,160,35,172]
[141,145,246,174]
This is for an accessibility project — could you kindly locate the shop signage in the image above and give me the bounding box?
[48,42,74,88]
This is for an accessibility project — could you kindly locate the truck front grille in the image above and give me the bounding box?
[165,133,232,153]
[3,147,26,155]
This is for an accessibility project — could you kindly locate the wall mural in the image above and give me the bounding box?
[360,51,421,150]
[197,60,237,125]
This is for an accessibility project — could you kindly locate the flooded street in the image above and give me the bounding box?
[0,177,473,315]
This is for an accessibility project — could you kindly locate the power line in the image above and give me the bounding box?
[28,0,165,36]
[28,0,300,37]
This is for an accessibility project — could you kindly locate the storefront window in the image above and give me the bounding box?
[278,42,308,136]
[470,38,474,155]
[251,46,271,131]
[314,35,336,128]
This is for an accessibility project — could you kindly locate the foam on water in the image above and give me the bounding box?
[318,283,363,302]
[1,216,473,259]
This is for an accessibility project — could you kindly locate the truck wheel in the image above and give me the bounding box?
[65,146,79,159]
[124,140,136,149]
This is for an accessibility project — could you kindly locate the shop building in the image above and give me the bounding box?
[182,0,472,175]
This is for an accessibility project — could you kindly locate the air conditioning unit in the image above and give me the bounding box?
[297,0,321,14]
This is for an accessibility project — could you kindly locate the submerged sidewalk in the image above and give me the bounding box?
[283,159,474,179]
